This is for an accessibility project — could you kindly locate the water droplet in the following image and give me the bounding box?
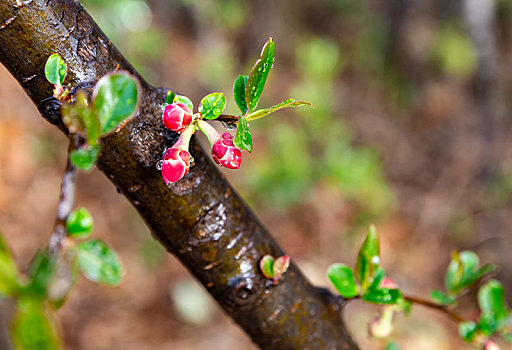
[212,102,217,106]
[190,156,195,163]
[213,107,221,115]
[156,160,163,170]
[251,86,256,91]
[221,121,236,130]
[257,67,262,72]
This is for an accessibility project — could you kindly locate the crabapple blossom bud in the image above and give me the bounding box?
[483,340,500,350]
[212,132,242,169]
[161,147,191,184]
[162,103,193,133]
[380,277,398,289]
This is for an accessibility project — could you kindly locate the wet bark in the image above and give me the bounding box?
[0,1,359,349]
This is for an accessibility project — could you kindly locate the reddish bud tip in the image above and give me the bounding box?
[483,340,500,350]
[380,276,398,289]
[212,132,242,169]
[161,147,191,184]
[162,103,193,133]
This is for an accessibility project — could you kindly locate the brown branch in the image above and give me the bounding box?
[0,0,359,349]
[403,295,466,323]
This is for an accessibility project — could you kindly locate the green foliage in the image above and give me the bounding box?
[11,299,60,350]
[478,280,509,331]
[27,250,54,299]
[0,231,20,296]
[92,72,140,135]
[385,342,400,350]
[327,263,358,298]
[174,95,193,110]
[246,99,314,121]
[234,116,252,152]
[445,251,497,294]
[44,53,67,86]
[233,74,248,114]
[66,207,94,238]
[362,288,402,305]
[246,38,275,113]
[165,90,176,104]
[458,321,478,342]
[259,255,290,282]
[70,145,100,171]
[62,92,101,146]
[259,255,274,279]
[356,225,380,290]
[77,239,123,285]
[430,289,456,305]
[199,92,226,120]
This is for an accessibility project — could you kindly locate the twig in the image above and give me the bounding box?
[48,136,78,257]
[403,294,466,323]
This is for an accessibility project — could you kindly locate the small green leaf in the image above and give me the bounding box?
[478,280,508,324]
[362,288,403,305]
[246,99,314,121]
[273,255,290,281]
[92,71,140,135]
[27,250,54,299]
[66,207,94,238]
[386,342,400,350]
[368,268,386,291]
[476,264,498,280]
[70,144,100,171]
[246,38,275,112]
[62,92,101,146]
[77,239,123,285]
[0,231,20,296]
[458,321,478,342]
[165,91,176,104]
[260,255,274,279]
[234,116,253,152]
[431,289,456,305]
[478,313,498,336]
[11,298,61,350]
[199,92,226,120]
[173,95,193,110]
[445,251,481,294]
[44,53,67,86]
[327,263,359,298]
[356,225,380,291]
[47,247,78,309]
[233,75,248,115]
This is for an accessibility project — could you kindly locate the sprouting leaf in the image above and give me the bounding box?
[77,239,123,285]
[458,321,478,342]
[47,247,78,309]
[234,116,253,152]
[27,249,54,299]
[66,207,94,239]
[446,251,484,294]
[173,95,193,110]
[327,263,359,298]
[246,38,275,112]
[356,225,380,291]
[91,71,140,135]
[0,231,20,296]
[165,90,176,104]
[273,255,290,281]
[70,144,100,171]
[362,288,403,305]
[259,255,274,279]
[199,92,226,120]
[11,298,61,350]
[233,75,248,115]
[368,268,386,291]
[44,53,67,86]
[478,280,508,325]
[246,99,314,121]
[431,289,456,305]
[61,92,101,146]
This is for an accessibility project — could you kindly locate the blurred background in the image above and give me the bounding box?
[1,0,512,349]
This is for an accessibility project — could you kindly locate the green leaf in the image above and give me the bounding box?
[92,71,140,135]
[368,268,386,291]
[386,342,400,350]
[61,92,101,146]
[27,250,54,299]
[44,53,67,86]
[199,92,226,120]
[77,239,123,285]
[233,75,248,115]
[478,280,508,324]
[478,312,498,336]
[445,251,480,294]
[66,207,94,238]
[272,255,290,281]
[173,95,193,110]
[70,144,100,171]
[11,298,60,350]
[165,90,176,104]
[246,38,275,112]
[246,99,314,121]
[327,263,359,298]
[458,321,478,342]
[362,288,403,305]
[0,231,20,296]
[356,225,380,291]
[234,116,253,152]
[431,289,456,305]
[259,255,274,279]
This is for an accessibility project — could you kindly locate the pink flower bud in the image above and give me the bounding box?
[162,103,193,133]
[161,147,191,184]
[380,277,398,289]
[483,340,500,350]
[212,132,242,169]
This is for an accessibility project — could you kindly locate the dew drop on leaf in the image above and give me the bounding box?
[156,160,163,170]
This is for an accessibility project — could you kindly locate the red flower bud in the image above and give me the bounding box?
[161,147,191,184]
[212,132,242,169]
[483,340,500,350]
[162,103,193,133]
[380,276,398,289]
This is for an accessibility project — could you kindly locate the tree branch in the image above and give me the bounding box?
[0,1,359,348]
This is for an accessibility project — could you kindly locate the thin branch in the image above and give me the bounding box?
[403,294,466,323]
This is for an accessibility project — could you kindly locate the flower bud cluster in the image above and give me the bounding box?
[159,102,243,184]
